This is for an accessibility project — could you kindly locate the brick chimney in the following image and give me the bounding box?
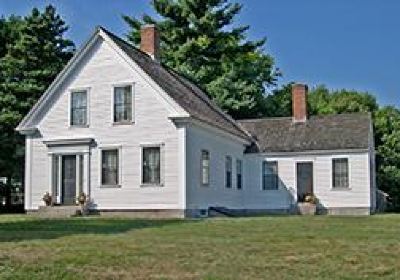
[292,83,308,123]
[140,24,160,60]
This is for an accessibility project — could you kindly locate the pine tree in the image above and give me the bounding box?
[0,5,75,181]
[123,0,280,118]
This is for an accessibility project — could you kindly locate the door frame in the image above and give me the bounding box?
[295,161,315,202]
[49,152,89,205]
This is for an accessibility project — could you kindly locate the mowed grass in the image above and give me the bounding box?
[0,215,399,280]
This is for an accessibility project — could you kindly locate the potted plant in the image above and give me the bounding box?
[297,194,318,215]
[42,192,52,206]
[76,192,90,215]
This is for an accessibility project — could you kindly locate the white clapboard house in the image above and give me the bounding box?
[16,26,376,217]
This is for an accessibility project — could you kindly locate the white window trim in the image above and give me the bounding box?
[140,143,165,187]
[200,150,210,186]
[68,87,90,128]
[111,82,135,125]
[262,160,280,191]
[330,156,351,190]
[98,145,122,188]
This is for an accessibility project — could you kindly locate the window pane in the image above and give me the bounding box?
[332,158,349,188]
[263,161,278,190]
[226,156,232,188]
[101,150,118,185]
[114,86,132,122]
[71,91,87,125]
[201,150,210,185]
[236,159,242,189]
[143,147,161,184]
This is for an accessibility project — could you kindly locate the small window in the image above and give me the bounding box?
[101,149,119,186]
[142,146,161,185]
[70,91,87,126]
[114,85,133,123]
[236,159,242,189]
[332,158,349,188]
[225,156,232,188]
[201,150,210,185]
[263,161,278,190]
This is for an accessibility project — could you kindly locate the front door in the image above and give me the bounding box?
[62,155,76,205]
[296,162,313,202]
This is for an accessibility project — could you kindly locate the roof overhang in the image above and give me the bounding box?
[247,148,371,157]
[170,116,252,145]
[43,137,94,147]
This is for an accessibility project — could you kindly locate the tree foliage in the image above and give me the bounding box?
[0,5,75,180]
[123,0,280,118]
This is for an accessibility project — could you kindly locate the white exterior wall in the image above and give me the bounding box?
[244,152,372,211]
[26,37,183,211]
[185,124,247,210]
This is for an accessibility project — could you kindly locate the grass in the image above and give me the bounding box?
[0,215,399,279]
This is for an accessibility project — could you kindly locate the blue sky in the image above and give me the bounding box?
[1,0,399,106]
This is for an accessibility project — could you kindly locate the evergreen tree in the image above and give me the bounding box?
[0,5,75,182]
[123,0,280,118]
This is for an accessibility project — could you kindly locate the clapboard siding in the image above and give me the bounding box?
[29,136,49,209]
[185,124,246,209]
[244,152,372,210]
[242,155,295,210]
[27,36,182,210]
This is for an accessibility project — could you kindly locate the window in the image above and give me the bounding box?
[201,150,210,185]
[236,159,242,189]
[263,161,278,190]
[101,149,119,186]
[114,85,133,123]
[332,158,349,188]
[70,91,87,126]
[225,156,232,188]
[142,146,161,185]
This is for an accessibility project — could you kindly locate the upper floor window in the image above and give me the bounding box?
[263,161,278,190]
[332,158,349,188]
[70,90,87,126]
[236,159,242,189]
[225,156,232,188]
[142,146,161,185]
[201,150,210,185]
[114,85,133,123]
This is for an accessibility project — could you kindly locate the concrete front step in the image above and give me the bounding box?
[33,205,82,218]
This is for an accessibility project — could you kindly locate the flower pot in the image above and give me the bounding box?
[297,202,317,215]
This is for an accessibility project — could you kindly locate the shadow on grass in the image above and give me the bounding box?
[0,217,193,242]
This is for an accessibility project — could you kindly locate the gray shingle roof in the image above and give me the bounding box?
[101,27,251,141]
[238,113,372,153]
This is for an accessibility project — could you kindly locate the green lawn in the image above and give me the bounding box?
[0,215,399,279]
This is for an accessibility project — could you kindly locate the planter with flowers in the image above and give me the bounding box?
[42,192,53,206]
[297,194,318,215]
[76,192,90,215]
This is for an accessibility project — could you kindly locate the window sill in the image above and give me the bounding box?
[69,125,89,128]
[331,187,351,191]
[141,183,164,187]
[100,184,121,188]
[113,121,134,126]
[262,188,280,191]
